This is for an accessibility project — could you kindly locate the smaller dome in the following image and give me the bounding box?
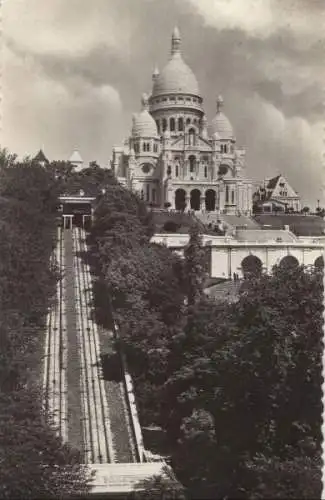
[212,131,221,140]
[132,93,158,138]
[69,149,83,164]
[211,95,234,139]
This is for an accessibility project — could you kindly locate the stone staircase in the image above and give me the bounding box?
[88,462,170,496]
[196,212,258,235]
[204,279,242,303]
[218,214,259,232]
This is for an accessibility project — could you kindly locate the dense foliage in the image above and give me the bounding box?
[129,465,186,500]
[89,177,323,499]
[50,160,118,196]
[0,150,91,498]
[165,265,322,498]
[88,183,186,425]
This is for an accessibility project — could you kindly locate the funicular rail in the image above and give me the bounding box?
[43,227,68,441]
[76,227,137,463]
[73,227,114,463]
[43,225,140,466]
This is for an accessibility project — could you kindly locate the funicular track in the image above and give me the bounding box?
[72,226,114,464]
[43,227,68,441]
[43,225,139,467]
[75,227,137,464]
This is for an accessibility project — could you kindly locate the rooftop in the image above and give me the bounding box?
[33,149,49,163]
[235,229,296,243]
[254,214,325,237]
[69,149,83,164]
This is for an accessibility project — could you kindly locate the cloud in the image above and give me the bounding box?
[2,0,133,58]
[2,41,123,165]
[1,0,323,205]
[185,0,325,43]
[232,92,323,205]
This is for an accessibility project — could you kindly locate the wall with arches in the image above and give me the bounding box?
[151,232,324,279]
[211,245,324,278]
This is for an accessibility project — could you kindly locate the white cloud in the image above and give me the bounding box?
[1,0,323,204]
[2,0,133,58]
[2,43,123,163]
[185,0,325,42]
[235,92,323,205]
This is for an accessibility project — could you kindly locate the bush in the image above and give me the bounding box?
[163,221,180,233]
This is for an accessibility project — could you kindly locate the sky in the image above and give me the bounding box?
[2,0,324,207]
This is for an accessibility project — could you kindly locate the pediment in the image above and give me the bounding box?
[170,135,212,151]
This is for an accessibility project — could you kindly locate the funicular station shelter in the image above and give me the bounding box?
[59,193,95,229]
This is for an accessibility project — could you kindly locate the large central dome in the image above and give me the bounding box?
[152,27,200,97]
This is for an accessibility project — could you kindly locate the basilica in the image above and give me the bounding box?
[112,27,253,214]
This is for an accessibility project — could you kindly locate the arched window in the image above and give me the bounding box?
[178,117,184,131]
[204,166,208,178]
[189,128,195,146]
[224,144,228,154]
[175,165,179,177]
[170,117,175,131]
[231,190,235,204]
[226,185,229,203]
[142,142,146,152]
[167,165,172,176]
[162,118,167,132]
[189,156,196,174]
[186,118,191,125]
[156,120,160,134]
[146,184,150,201]
[147,143,151,152]
[153,143,158,153]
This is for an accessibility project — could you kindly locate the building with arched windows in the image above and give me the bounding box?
[111,27,253,214]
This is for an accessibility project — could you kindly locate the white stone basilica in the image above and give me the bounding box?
[112,27,253,214]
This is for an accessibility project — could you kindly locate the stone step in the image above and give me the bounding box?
[88,462,168,494]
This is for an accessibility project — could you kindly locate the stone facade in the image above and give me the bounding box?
[112,27,253,215]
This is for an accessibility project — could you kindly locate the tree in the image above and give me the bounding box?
[0,150,91,496]
[164,265,322,498]
[0,387,92,499]
[174,409,217,499]
[130,465,186,500]
[183,226,207,306]
[163,221,180,233]
[315,207,325,217]
[301,206,310,215]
